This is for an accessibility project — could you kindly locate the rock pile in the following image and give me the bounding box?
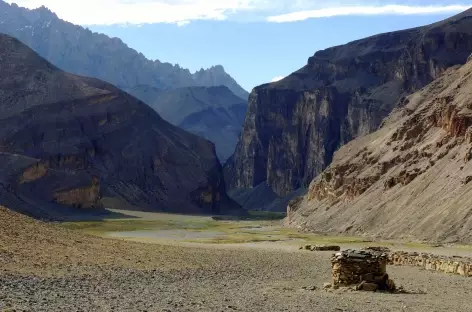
[299,245,341,251]
[389,251,472,277]
[331,250,395,291]
[361,246,391,253]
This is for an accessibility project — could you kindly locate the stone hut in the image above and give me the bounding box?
[331,249,388,287]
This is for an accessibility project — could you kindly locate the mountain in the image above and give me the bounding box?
[0,1,249,98]
[193,66,249,100]
[287,55,472,243]
[0,33,241,219]
[225,8,472,206]
[128,85,247,162]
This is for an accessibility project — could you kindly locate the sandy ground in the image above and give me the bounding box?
[1,207,472,312]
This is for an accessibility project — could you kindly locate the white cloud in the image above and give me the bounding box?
[267,5,471,23]
[271,75,285,82]
[5,1,472,25]
[5,0,257,25]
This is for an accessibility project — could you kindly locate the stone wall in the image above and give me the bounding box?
[388,251,472,277]
[332,250,387,286]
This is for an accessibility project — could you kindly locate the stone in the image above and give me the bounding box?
[331,250,397,291]
[360,283,378,292]
[323,283,332,289]
[388,251,472,277]
[362,247,391,253]
[331,250,387,286]
[300,244,341,251]
[356,281,365,291]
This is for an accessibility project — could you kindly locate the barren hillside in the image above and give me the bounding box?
[287,57,472,243]
[0,33,240,217]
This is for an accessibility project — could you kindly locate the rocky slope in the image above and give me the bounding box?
[128,85,247,162]
[0,33,240,218]
[287,57,472,243]
[226,8,472,199]
[0,1,248,97]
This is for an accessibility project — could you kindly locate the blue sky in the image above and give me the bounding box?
[8,0,472,92]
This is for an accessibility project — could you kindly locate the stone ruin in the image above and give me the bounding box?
[389,251,472,277]
[331,249,396,292]
[300,244,341,251]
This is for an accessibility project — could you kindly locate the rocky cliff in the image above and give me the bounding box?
[0,33,241,218]
[287,57,472,243]
[0,1,248,97]
[128,85,247,162]
[226,8,472,198]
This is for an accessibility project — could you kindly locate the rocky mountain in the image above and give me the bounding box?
[225,8,472,203]
[128,85,247,162]
[287,55,472,244]
[0,33,241,219]
[0,1,248,97]
[193,66,249,100]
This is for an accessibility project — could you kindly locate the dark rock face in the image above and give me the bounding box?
[127,85,247,162]
[0,1,248,97]
[226,9,472,197]
[0,34,241,218]
[287,56,472,243]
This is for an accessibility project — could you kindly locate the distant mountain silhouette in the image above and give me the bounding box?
[128,85,247,162]
[0,1,249,99]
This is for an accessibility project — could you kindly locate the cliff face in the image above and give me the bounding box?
[287,57,472,243]
[0,34,240,218]
[128,85,247,162]
[226,9,472,197]
[0,1,247,97]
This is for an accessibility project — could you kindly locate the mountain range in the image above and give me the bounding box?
[3,1,472,243]
[0,33,241,218]
[0,0,248,163]
[127,85,247,162]
[0,1,248,99]
[225,8,472,211]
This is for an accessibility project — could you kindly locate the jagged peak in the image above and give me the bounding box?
[32,5,58,18]
[194,65,227,75]
[209,65,225,72]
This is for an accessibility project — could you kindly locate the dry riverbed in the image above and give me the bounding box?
[1,207,472,312]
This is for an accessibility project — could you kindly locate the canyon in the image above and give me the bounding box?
[226,8,472,211]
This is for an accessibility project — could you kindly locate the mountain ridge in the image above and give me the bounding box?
[0,0,249,99]
[0,33,241,218]
[287,56,472,243]
[225,8,472,204]
[127,84,247,162]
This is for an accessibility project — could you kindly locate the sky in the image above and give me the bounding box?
[6,0,472,91]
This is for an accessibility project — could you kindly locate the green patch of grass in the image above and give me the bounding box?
[59,218,224,235]
[61,212,403,248]
[186,233,284,244]
[401,241,436,249]
[212,211,286,221]
[246,211,286,220]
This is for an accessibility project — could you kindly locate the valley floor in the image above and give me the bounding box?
[1,207,472,312]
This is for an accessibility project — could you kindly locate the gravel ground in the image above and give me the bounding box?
[1,207,471,312]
